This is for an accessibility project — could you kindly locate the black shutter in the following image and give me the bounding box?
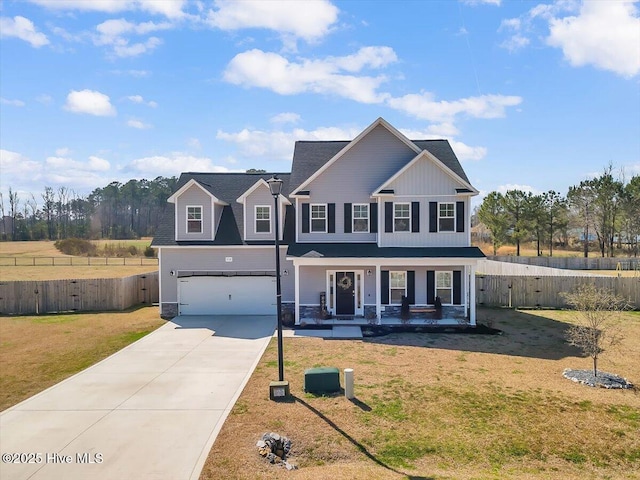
[302,203,309,233]
[385,202,393,233]
[328,203,335,233]
[453,270,462,304]
[370,203,378,233]
[381,270,389,304]
[456,201,465,233]
[407,270,415,304]
[427,270,435,304]
[344,203,352,233]
[429,202,437,232]
[411,202,420,233]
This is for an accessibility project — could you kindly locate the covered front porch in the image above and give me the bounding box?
[286,244,483,327]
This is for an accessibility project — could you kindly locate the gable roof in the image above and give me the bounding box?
[289,138,472,195]
[374,149,478,195]
[291,117,421,195]
[166,178,227,204]
[152,172,292,246]
[235,177,291,206]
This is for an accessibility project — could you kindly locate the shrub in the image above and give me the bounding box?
[54,238,98,256]
[128,245,138,256]
[144,245,156,258]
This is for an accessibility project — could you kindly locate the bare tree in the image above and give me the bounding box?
[561,284,629,377]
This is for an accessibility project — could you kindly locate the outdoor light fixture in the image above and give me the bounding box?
[267,175,290,401]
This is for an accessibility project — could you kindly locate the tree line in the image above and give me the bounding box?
[476,167,640,257]
[0,177,177,241]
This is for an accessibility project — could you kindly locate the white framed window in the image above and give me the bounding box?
[255,205,271,234]
[186,205,202,233]
[390,271,407,304]
[439,203,455,232]
[436,271,453,304]
[394,203,410,232]
[311,204,327,232]
[353,204,369,233]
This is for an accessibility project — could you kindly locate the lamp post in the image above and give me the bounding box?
[267,175,289,400]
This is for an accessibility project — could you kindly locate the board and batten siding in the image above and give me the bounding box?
[175,184,214,241]
[378,196,470,247]
[243,184,286,241]
[159,247,294,303]
[297,124,416,242]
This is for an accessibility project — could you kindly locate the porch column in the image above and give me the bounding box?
[463,265,469,317]
[469,265,477,326]
[294,263,300,325]
[375,264,381,324]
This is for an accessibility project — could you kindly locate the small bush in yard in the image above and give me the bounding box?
[144,245,156,257]
[54,238,97,256]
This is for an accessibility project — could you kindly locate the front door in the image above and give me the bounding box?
[335,271,355,315]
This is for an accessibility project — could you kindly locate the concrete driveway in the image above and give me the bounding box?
[0,315,276,480]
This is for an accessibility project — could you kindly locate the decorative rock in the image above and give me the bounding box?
[562,369,634,389]
[256,440,267,448]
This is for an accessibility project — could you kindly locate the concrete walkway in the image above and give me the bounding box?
[0,315,276,480]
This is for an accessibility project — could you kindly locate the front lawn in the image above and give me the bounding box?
[200,308,640,480]
[0,306,164,411]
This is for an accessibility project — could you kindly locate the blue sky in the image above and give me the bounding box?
[1,0,639,205]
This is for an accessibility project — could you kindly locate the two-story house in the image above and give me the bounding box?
[152,118,485,325]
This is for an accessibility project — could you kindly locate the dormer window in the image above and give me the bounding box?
[255,205,271,234]
[186,206,202,233]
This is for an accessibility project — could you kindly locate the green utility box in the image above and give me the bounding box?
[304,367,340,394]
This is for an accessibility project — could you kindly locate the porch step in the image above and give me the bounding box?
[331,326,363,339]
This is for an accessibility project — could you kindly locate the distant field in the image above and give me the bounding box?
[475,242,636,259]
[0,240,157,280]
[0,239,153,257]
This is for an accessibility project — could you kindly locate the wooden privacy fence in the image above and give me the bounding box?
[477,275,640,309]
[0,272,159,315]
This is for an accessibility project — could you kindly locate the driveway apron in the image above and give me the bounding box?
[0,315,276,480]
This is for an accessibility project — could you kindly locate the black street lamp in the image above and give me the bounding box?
[267,175,289,400]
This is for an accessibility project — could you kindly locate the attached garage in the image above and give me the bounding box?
[178,276,276,315]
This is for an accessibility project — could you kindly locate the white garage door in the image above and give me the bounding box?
[178,276,276,315]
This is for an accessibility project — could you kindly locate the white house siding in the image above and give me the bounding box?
[297,124,417,242]
[378,196,470,247]
[159,246,294,304]
[175,184,213,241]
[387,155,467,196]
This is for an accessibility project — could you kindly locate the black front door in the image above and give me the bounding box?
[335,272,355,315]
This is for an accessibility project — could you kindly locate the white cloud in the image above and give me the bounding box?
[223,47,395,104]
[0,16,49,47]
[127,119,152,129]
[462,0,501,5]
[0,97,26,107]
[386,92,522,123]
[500,34,530,52]
[206,0,338,43]
[217,125,361,160]
[270,112,301,124]
[64,89,116,116]
[36,94,53,105]
[496,183,540,194]
[128,153,236,177]
[94,20,168,57]
[126,94,158,107]
[547,1,640,78]
[55,147,71,156]
[28,0,187,18]
[111,69,151,78]
[449,141,488,161]
[187,138,202,149]
[0,150,43,187]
